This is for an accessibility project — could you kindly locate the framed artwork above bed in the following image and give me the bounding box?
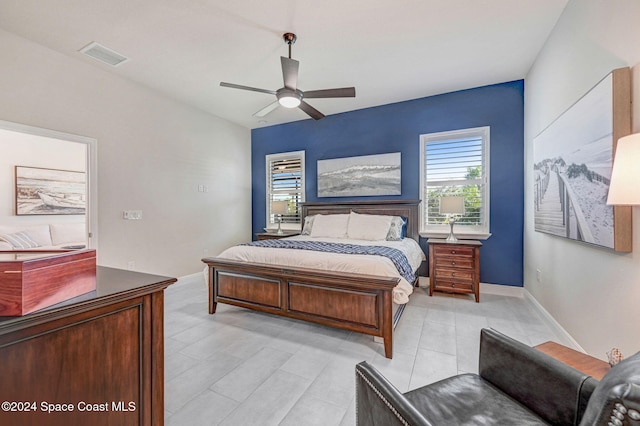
[317,152,401,197]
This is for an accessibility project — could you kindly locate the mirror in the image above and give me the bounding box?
[0,120,97,250]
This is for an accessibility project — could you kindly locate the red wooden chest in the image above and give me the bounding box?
[0,250,96,316]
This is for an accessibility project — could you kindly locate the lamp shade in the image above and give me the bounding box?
[607,133,640,205]
[272,200,288,215]
[440,196,465,215]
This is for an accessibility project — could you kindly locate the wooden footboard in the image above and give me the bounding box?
[204,258,400,358]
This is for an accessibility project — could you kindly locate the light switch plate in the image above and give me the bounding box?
[123,210,142,220]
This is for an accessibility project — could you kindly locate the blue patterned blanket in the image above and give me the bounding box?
[241,239,415,283]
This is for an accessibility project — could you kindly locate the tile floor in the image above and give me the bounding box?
[164,275,564,425]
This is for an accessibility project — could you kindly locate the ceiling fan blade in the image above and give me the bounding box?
[220,82,276,95]
[303,87,356,99]
[298,101,325,120]
[281,56,299,89]
[253,101,280,118]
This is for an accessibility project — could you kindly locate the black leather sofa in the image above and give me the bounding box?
[356,328,640,425]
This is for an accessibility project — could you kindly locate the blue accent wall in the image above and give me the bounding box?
[251,80,524,286]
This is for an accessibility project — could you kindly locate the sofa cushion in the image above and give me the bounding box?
[0,225,52,247]
[50,223,86,246]
[404,374,549,425]
[0,231,41,249]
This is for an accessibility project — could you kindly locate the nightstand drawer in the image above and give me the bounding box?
[433,245,475,258]
[428,239,482,302]
[435,280,473,292]
[435,257,474,269]
[434,268,474,282]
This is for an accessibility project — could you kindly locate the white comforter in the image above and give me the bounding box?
[215,235,426,304]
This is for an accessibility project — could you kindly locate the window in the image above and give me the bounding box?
[419,127,490,237]
[266,151,305,229]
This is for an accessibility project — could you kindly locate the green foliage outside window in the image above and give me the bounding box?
[426,166,482,226]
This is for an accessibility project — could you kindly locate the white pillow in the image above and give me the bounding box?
[301,215,316,235]
[0,231,41,249]
[50,223,86,245]
[0,225,52,246]
[309,214,350,238]
[347,212,393,241]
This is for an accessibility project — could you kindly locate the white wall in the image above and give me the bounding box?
[525,0,640,358]
[0,29,252,277]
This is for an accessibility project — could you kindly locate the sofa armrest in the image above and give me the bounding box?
[479,328,597,425]
[356,362,433,426]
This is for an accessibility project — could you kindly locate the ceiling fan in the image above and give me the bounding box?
[220,33,356,121]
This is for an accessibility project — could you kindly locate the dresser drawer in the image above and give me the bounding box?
[434,257,474,269]
[433,245,475,258]
[434,268,474,282]
[434,280,473,292]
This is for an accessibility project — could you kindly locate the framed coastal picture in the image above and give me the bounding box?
[533,68,631,252]
[15,166,86,215]
[317,152,401,197]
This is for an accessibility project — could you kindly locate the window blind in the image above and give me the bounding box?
[268,156,303,224]
[420,128,489,234]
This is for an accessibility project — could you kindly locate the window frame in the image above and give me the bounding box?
[265,150,306,231]
[419,127,491,239]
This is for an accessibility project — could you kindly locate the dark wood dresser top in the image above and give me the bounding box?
[0,266,176,332]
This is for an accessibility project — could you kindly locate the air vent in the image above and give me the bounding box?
[79,42,129,67]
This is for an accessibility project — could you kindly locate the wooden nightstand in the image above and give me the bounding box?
[255,231,300,240]
[428,239,482,302]
[536,341,611,380]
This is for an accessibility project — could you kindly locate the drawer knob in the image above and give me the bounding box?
[451,272,456,277]
[452,283,456,288]
[451,250,456,254]
[451,261,456,265]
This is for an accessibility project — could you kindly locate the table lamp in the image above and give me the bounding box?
[607,133,640,206]
[272,201,288,235]
[440,196,465,242]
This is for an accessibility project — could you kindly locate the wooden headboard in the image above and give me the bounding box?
[300,200,421,241]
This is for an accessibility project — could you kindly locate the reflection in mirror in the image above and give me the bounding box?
[0,120,97,251]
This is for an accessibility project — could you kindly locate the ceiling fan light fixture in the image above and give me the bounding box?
[276,88,302,108]
[278,95,301,108]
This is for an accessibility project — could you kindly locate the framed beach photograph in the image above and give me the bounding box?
[15,166,86,215]
[317,152,401,197]
[533,68,631,252]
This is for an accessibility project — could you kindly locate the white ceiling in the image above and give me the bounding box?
[0,0,568,129]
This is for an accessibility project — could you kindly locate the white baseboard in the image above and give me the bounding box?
[174,271,204,286]
[523,289,585,352]
[480,282,524,297]
[479,283,584,352]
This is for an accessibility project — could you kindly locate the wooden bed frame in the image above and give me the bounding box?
[202,200,421,359]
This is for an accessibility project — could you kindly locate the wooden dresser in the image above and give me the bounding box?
[428,239,482,302]
[0,266,176,426]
